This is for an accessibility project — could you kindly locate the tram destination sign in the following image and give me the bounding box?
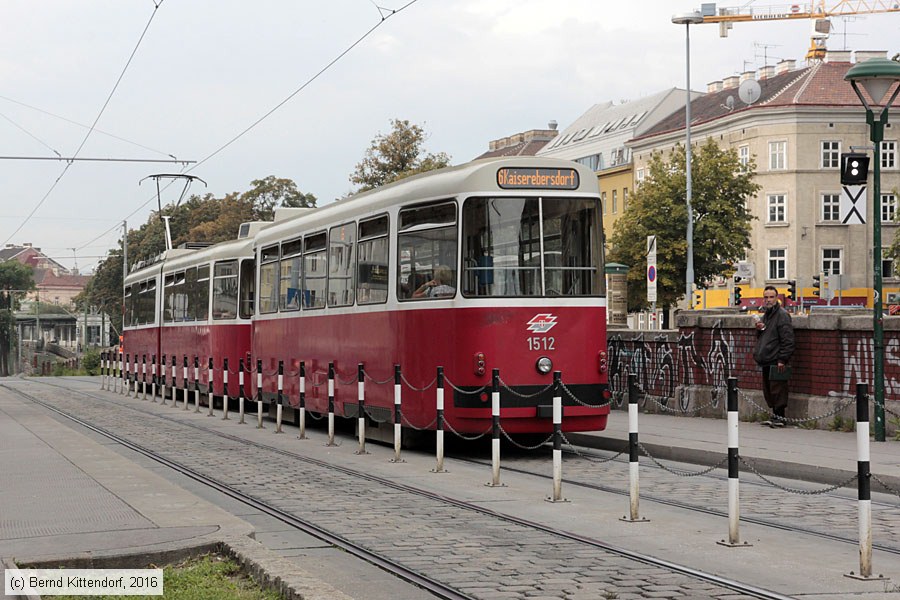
[496,167,579,190]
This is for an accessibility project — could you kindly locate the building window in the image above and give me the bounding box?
[622,188,628,212]
[884,256,895,279]
[821,193,840,222]
[767,194,786,223]
[883,193,897,222]
[612,190,618,214]
[882,141,896,169]
[822,248,842,275]
[636,168,645,185]
[738,145,750,170]
[821,141,840,168]
[769,141,786,170]
[768,249,786,280]
[601,191,607,214]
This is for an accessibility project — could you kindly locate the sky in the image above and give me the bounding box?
[2,1,899,274]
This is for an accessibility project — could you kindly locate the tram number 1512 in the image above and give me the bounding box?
[528,336,555,351]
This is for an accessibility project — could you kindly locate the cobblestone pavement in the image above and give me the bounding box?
[483,442,900,554]
[8,377,897,599]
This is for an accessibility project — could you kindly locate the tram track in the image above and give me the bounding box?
[6,377,802,600]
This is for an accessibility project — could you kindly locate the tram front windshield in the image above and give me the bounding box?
[462,197,603,298]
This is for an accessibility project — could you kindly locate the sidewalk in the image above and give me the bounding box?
[569,410,900,494]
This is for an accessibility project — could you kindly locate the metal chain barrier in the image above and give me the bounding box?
[559,381,613,407]
[646,393,720,415]
[870,473,900,500]
[400,373,436,392]
[498,375,553,399]
[443,417,491,441]
[498,424,552,450]
[360,405,392,424]
[739,455,858,494]
[741,390,855,425]
[363,368,395,386]
[443,375,487,396]
[637,440,728,477]
[400,413,437,431]
[336,371,359,386]
[559,432,628,463]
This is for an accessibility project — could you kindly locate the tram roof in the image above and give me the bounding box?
[125,237,255,283]
[254,157,596,248]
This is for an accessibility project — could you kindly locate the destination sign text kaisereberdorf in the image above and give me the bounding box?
[496,168,579,190]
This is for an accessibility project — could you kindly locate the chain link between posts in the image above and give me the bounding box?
[739,456,859,495]
[560,432,628,464]
[636,440,728,477]
[870,473,900,499]
[740,390,856,425]
[443,417,492,440]
[497,424,552,450]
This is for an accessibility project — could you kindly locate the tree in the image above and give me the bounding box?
[607,139,759,312]
[350,119,451,192]
[240,176,317,221]
[0,261,35,376]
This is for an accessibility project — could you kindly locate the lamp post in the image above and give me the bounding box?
[845,57,900,442]
[672,11,703,306]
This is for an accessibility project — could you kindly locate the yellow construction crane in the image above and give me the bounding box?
[699,1,900,61]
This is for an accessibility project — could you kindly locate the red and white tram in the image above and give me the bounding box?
[250,157,611,434]
[123,157,610,435]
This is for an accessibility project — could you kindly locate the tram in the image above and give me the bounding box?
[123,157,611,435]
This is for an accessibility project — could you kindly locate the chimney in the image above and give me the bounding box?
[758,65,775,80]
[824,50,852,63]
[723,75,740,90]
[23,242,32,248]
[548,120,558,130]
[707,80,722,93]
[740,71,755,83]
[776,59,796,75]
[855,50,888,63]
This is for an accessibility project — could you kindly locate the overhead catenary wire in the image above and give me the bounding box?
[75,0,420,254]
[3,0,166,248]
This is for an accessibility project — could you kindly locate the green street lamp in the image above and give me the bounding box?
[845,57,900,442]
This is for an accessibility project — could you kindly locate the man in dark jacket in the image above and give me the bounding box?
[753,285,795,427]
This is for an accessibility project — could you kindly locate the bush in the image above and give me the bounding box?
[82,348,101,375]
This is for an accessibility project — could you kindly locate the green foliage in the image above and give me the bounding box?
[607,140,759,311]
[0,261,36,376]
[81,177,315,324]
[52,554,280,600]
[350,118,451,192]
[888,415,900,441]
[827,414,856,432]
[82,348,101,375]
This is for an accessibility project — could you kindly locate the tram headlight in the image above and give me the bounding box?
[536,356,553,375]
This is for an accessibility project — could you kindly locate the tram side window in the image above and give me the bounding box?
[357,215,389,305]
[183,267,198,321]
[259,245,279,314]
[461,197,541,297]
[397,201,458,301]
[239,259,255,319]
[124,285,133,326]
[170,271,188,321]
[328,223,355,307]
[212,260,238,320]
[279,239,302,312]
[195,265,210,321]
[541,198,603,296]
[146,278,157,325]
[163,274,175,322]
[303,232,327,310]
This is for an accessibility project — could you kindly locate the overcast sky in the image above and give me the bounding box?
[2,1,899,273]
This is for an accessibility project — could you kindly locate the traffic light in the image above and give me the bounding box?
[812,274,821,297]
[733,285,743,306]
[787,280,797,302]
[840,152,869,185]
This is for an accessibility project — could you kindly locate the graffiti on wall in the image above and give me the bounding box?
[609,321,736,411]
[842,335,900,397]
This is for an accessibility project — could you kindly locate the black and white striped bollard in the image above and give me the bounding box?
[548,371,567,502]
[432,366,446,473]
[848,382,875,580]
[118,352,125,394]
[621,372,647,522]
[222,358,230,420]
[298,361,307,439]
[192,356,200,412]
[151,354,157,401]
[326,362,336,446]
[719,377,745,545]
[275,361,284,433]
[125,353,132,397]
[256,359,264,428]
[207,357,215,416]
[160,354,167,404]
[356,363,366,454]
[100,352,106,390]
[487,368,503,487]
[178,356,186,409]
[170,355,177,406]
[390,364,404,462]
[238,358,246,424]
[141,354,147,400]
